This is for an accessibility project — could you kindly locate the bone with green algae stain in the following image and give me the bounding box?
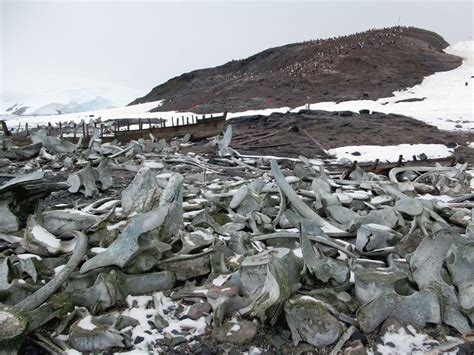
[0,305,28,353]
[209,211,232,226]
[284,295,344,347]
[0,232,87,352]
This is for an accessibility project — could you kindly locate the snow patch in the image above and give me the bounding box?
[328,144,453,163]
[78,316,97,331]
[370,325,460,354]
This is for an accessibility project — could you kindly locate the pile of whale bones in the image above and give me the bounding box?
[0,125,473,354]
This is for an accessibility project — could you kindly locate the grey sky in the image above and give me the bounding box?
[1,0,473,105]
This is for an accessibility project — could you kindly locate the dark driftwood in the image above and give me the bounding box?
[301,129,333,158]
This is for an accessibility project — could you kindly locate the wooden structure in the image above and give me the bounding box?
[104,112,227,143]
[1,112,227,145]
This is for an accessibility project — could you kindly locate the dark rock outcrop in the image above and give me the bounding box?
[131,27,461,113]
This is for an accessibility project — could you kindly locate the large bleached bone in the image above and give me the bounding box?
[30,129,82,154]
[356,288,441,333]
[121,167,163,215]
[271,160,345,235]
[80,174,183,273]
[17,231,87,311]
[239,247,302,325]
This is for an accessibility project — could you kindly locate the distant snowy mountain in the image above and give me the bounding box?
[1,85,142,116]
[30,97,114,115]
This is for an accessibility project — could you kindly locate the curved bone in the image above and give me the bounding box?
[271,160,344,235]
[17,231,87,311]
[389,166,456,183]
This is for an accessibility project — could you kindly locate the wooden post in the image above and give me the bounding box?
[181,116,184,125]
[25,122,29,135]
[171,117,174,126]
[186,117,189,125]
[100,124,104,138]
[138,118,142,130]
[73,123,77,138]
[127,120,130,131]
[1,120,11,136]
[59,122,63,138]
[202,114,205,120]
[86,124,89,138]
[82,122,86,137]
[47,122,52,136]
[94,122,97,129]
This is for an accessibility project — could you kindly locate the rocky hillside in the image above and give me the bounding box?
[131,27,462,113]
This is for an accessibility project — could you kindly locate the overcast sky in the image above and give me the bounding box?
[1,0,472,105]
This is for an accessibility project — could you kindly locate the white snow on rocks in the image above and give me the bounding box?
[370,325,460,355]
[77,316,97,331]
[120,292,209,351]
[328,144,454,162]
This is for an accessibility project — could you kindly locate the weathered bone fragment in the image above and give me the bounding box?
[218,125,233,157]
[300,229,349,283]
[0,200,19,233]
[240,247,302,324]
[69,315,124,352]
[0,171,67,232]
[67,162,99,197]
[0,232,87,351]
[356,223,398,252]
[69,270,175,311]
[121,167,163,215]
[80,205,171,272]
[446,235,474,314]
[30,129,81,154]
[95,158,113,190]
[22,216,76,256]
[17,231,87,311]
[356,289,441,333]
[67,159,113,197]
[271,160,345,235]
[284,294,344,347]
[394,197,424,216]
[0,142,42,160]
[80,174,183,273]
[159,250,213,281]
[42,209,100,235]
[357,207,399,229]
[354,267,408,304]
[408,228,471,333]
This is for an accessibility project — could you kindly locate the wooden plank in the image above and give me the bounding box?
[233,130,280,146]
[301,129,333,158]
